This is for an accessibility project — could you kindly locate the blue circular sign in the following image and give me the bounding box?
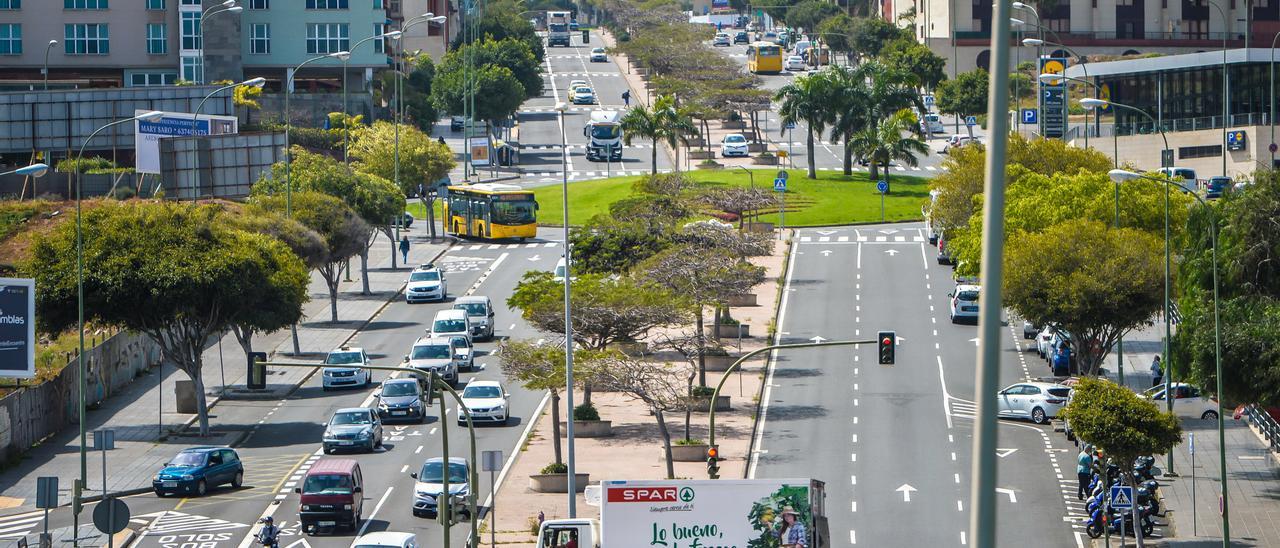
[876,180,888,193]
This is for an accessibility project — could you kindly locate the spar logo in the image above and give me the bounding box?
[607,486,696,503]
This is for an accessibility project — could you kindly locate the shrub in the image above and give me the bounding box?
[573,402,601,421]
[675,438,706,446]
[540,462,568,474]
[690,385,715,398]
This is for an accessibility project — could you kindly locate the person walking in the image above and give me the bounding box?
[437,136,446,146]
[399,235,410,264]
[622,90,631,107]
[1150,355,1163,387]
[1077,445,1094,500]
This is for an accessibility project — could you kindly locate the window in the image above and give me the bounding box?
[374,0,383,7]
[182,55,202,82]
[250,23,270,54]
[373,22,386,53]
[1179,145,1222,159]
[0,0,20,9]
[146,23,166,54]
[146,0,163,9]
[64,0,107,8]
[248,0,268,8]
[306,0,348,8]
[128,72,178,86]
[0,24,19,55]
[306,23,348,54]
[180,0,199,4]
[64,24,108,55]
[181,10,199,50]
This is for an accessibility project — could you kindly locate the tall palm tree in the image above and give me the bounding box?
[850,109,929,181]
[621,103,664,174]
[655,95,698,172]
[774,73,834,179]
[828,62,923,176]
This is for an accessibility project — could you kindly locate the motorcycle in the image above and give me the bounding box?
[256,517,281,548]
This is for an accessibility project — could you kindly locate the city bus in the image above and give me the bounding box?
[746,41,783,74]
[443,183,539,240]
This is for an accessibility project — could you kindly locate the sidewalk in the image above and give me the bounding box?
[0,225,452,518]
[1100,320,1170,392]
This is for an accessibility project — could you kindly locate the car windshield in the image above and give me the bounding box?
[548,23,567,32]
[302,474,353,495]
[169,452,206,467]
[418,461,469,483]
[433,319,467,333]
[956,290,979,301]
[757,45,780,56]
[554,264,567,278]
[491,200,536,225]
[325,352,363,365]
[725,135,746,144]
[455,303,487,316]
[410,271,440,282]
[592,48,604,53]
[382,382,418,397]
[331,411,372,425]
[463,385,502,399]
[451,337,471,349]
[591,125,621,140]
[411,344,451,359]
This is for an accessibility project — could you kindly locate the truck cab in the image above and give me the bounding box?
[584,110,623,162]
[536,519,600,548]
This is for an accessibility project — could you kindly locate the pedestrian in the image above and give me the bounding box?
[437,136,446,146]
[1076,446,1094,500]
[399,235,410,264]
[537,510,545,526]
[1052,342,1071,377]
[1150,355,1163,387]
[622,90,631,107]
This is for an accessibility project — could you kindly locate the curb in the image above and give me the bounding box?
[743,231,794,478]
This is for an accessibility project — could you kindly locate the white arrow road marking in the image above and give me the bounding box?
[820,249,833,256]
[810,336,827,343]
[284,539,313,548]
[528,254,541,261]
[884,249,899,256]
[996,448,1019,458]
[896,484,917,502]
[879,229,899,234]
[995,487,1018,503]
[815,229,838,236]
[970,337,980,346]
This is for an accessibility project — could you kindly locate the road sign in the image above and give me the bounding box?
[1271,142,1278,153]
[481,450,504,472]
[965,116,977,127]
[773,178,787,192]
[1161,149,1175,167]
[1110,485,1134,510]
[776,170,789,181]
[1227,130,1247,151]
[1039,57,1069,139]
[93,497,130,535]
[876,180,888,194]
[1021,109,1038,124]
[1189,432,1195,455]
[784,120,796,130]
[35,477,57,509]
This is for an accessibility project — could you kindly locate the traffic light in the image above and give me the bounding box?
[706,447,720,479]
[878,331,895,365]
[247,352,267,389]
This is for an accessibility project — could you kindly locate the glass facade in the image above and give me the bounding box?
[1101,62,1272,135]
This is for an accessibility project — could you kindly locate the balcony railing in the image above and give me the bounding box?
[954,29,1243,42]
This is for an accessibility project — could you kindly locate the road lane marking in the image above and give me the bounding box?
[747,235,799,479]
[415,445,423,454]
[352,486,395,540]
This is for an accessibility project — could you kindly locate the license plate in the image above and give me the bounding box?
[162,481,177,488]
[318,521,336,527]
[338,441,353,446]
[392,411,406,416]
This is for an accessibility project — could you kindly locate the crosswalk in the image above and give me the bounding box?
[522,143,654,151]
[0,510,44,539]
[463,242,560,251]
[134,511,251,535]
[948,396,978,421]
[798,235,926,243]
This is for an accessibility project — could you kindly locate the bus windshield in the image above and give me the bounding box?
[755,45,780,57]
[491,200,537,225]
[591,124,621,140]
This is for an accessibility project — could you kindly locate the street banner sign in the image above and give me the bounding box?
[134,110,238,175]
[1021,109,1038,124]
[468,137,491,167]
[0,278,35,379]
[1039,57,1070,139]
[1110,485,1134,510]
[876,180,888,194]
[965,116,977,127]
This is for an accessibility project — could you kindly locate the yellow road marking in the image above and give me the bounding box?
[175,454,312,510]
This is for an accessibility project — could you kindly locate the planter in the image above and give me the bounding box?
[710,323,750,338]
[688,150,717,160]
[725,293,758,307]
[747,143,769,152]
[559,420,614,437]
[751,155,779,165]
[721,120,747,129]
[744,221,774,233]
[702,354,738,372]
[690,395,732,412]
[696,162,724,170]
[529,473,591,493]
[669,443,718,462]
[685,137,707,147]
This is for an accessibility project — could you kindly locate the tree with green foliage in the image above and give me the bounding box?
[849,17,910,60]
[229,209,326,361]
[569,219,672,274]
[880,39,947,89]
[621,103,665,174]
[1061,377,1181,547]
[28,202,308,436]
[1005,220,1165,376]
[849,109,929,182]
[351,120,456,197]
[775,73,835,179]
[431,63,526,128]
[437,38,543,100]
[452,0,546,62]
[816,14,857,60]
[379,55,437,132]
[784,0,840,33]
[654,95,699,172]
[499,340,611,468]
[935,68,988,137]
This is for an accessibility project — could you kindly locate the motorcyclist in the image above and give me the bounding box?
[256,517,280,548]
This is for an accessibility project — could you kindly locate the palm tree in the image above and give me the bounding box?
[850,109,929,182]
[621,103,664,174]
[774,73,834,179]
[655,96,698,172]
[828,62,923,176]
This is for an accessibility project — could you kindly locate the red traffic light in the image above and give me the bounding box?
[707,447,719,459]
[882,337,892,345]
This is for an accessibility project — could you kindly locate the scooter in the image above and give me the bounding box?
[256,517,280,548]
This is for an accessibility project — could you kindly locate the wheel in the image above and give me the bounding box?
[375,433,383,448]
[232,471,243,488]
[154,489,165,497]
[1031,407,1048,425]
[1142,521,1154,536]
[195,480,208,497]
[1086,521,1103,539]
[1202,410,1219,421]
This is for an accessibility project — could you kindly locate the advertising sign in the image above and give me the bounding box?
[601,479,814,547]
[468,137,491,167]
[712,0,729,7]
[134,110,238,174]
[1038,57,1069,139]
[1227,130,1247,151]
[0,278,35,379]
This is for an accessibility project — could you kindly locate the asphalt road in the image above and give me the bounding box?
[751,224,1083,547]
[28,228,566,548]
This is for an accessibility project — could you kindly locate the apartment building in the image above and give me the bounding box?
[392,0,457,61]
[886,0,1280,75]
[239,0,389,91]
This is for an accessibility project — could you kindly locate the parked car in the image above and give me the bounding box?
[376,378,427,423]
[405,263,447,303]
[297,458,363,533]
[1022,320,1039,339]
[406,336,461,385]
[1142,382,1221,420]
[941,134,978,154]
[553,256,570,282]
[1035,325,1058,358]
[920,113,945,135]
[948,284,980,324]
[720,133,749,157]
[411,457,471,518]
[153,447,243,497]
[322,346,372,390]
[570,20,579,31]
[457,380,510,425]
[712,32,730,46]
[1205,176,1232,198]
[400,212,415,227]
[784,55,807,71]
[997,382,1071,424]
[589,47,607,62]
[733,31,749,44]
[322,407,383,453]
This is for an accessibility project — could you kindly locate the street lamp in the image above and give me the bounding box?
[190,77,265,200]
[342,31,403,166]
[43,40,58,90]
[198,3,243,84]
[0,163,49,177]
[1205,0,1229,177]
[391,15,446,245]
[1110,168,1227,546]
[71,110,164,544]
[555,100,579,518]
[286,51,350,215]
[1011,3,1044,135]
[1269,31,1280,166]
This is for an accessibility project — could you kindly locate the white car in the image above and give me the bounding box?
[997,381,1071,424]
[322,346,372,390]
[552,256,569,282]
[353,532,417,548]
[1035,325,1057,358]
[784,55,807,71]
[568,79,588,91]
[450,335,475,372]
[457,380,510,425]
[405,264,447,303]
[1142,382,1221,420]
[712,32,730,46]
[948,284,980,324]
[720,133,749,157]
[589,47,607,62]
[941,135,979,154]
[570,85,595,105]
[920,113,945,135]
[411,457,470,518]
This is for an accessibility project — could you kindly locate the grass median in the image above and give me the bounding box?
[532,169,930,227]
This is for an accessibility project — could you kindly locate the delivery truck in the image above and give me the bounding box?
[535,478,829,548]
[547,10,572,47]
[584,110,624,162]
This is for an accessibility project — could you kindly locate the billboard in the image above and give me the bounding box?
[469,137,491,167]
[0,278,35,379]
[134,110,238,174]
[601,479,814,547]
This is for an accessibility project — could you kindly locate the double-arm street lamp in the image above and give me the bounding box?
[1271,30,1280,166]
[1206,0,1230,177]
[285,51,350,215]
[198,1,243,84]
[554,101,579,517]
[391,14,447,217]
[189,77,265,200]
[343,31,404,166]
[1109,168,1228,547]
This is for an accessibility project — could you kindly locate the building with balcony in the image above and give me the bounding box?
[391,0,457,62]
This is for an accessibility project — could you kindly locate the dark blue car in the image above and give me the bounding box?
[153,447,244,497]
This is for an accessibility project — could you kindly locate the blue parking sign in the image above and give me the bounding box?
[1022,109,1038,124]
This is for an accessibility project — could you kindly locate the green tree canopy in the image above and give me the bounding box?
[775,73,835,178]
[508,271,692,352]
[431,63,526,124]
[437,38,543,100]
[880,39,947,89]
[935,68,988,120]
[452,0,546,62]
[351,120,456,196]
[849,17,910,59]
[815,14,857,54]
[783,0,841,33]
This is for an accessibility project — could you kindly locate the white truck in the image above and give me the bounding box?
[547,10,572,47]
[583,110,623,162]
[535,478,829,548]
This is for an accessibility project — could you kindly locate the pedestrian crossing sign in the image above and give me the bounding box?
[1110,485,1134,509]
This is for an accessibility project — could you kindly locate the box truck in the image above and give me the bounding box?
[547,11,572,47]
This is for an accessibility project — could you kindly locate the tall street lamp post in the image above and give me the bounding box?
[43,39,58,90]
[0,163,48,177]
[343,31,403,167]
[286,51,350,215]
[198,2,243,84]
[1208,0,1230,177]
[1110,168,1227,546]
[555,101,578,517]
[1011,2,1043,135]
[190,77,265,200]
[1269,31,1280,166]
[392,14,446,235]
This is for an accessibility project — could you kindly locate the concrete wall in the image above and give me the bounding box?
[1073,125,1269,179]
[0,331,161,462]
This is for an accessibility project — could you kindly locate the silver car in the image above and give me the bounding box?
[405,336,459,385]
[450,336,474,373]
[997,382,1071,424]
[322,407,384,453]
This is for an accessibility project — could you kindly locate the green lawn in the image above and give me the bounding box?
[532,169,931,227]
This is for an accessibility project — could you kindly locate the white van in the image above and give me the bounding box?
[430,309,472,345]
[453,296,495,341]
[1155,167,1199,192]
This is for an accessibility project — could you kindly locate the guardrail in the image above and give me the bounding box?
[1244,404,1280,453]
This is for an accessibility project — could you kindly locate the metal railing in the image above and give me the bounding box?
[1114,111,1271,136]
[1244,404,1280,453]
[954,29,1243,42]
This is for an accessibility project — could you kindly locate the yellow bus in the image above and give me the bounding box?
[443,183,538,240]
[746,41,783,74]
